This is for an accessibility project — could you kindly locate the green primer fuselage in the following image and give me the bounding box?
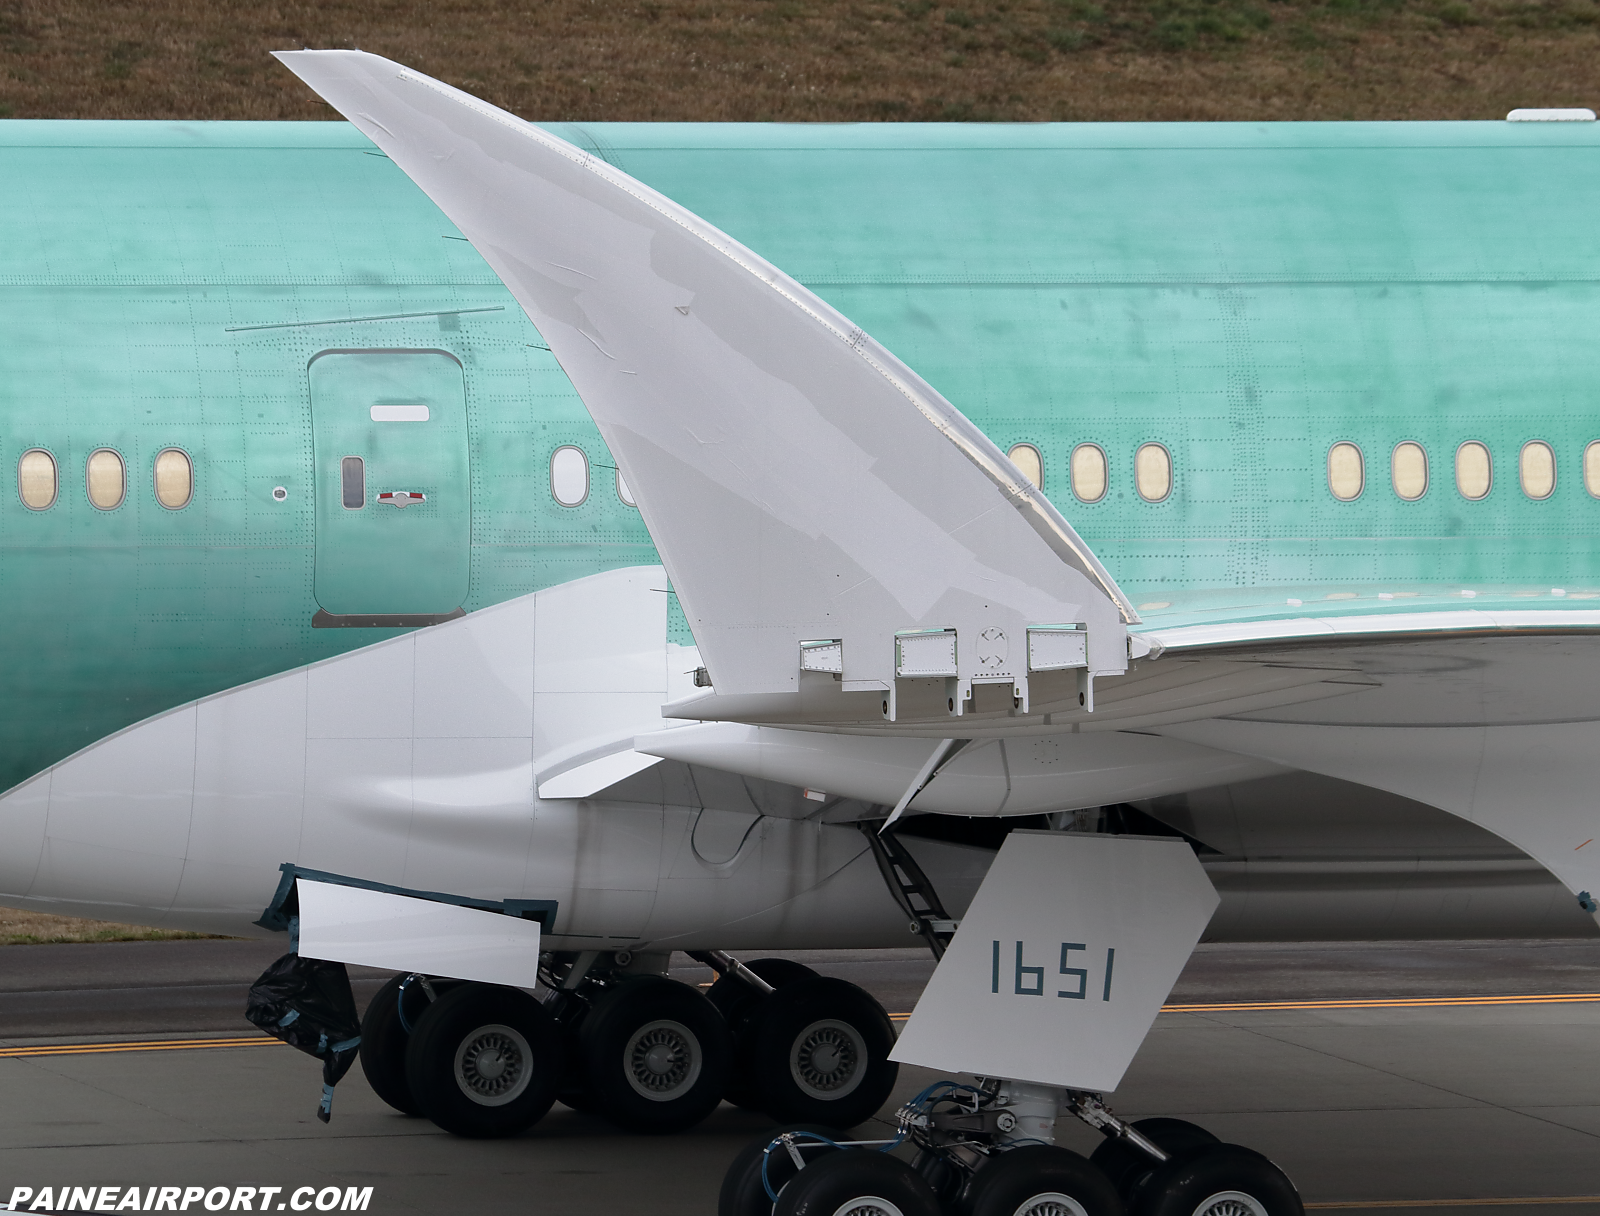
[3,118,1597,788]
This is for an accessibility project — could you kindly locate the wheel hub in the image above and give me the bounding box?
[791,1018,868,1100]
[1191,1192,1269,1216]
[829,1200,904,1216]
[1013,1194,1089,1216]
[623,1018,703,1101]
[452,1023,532,1107]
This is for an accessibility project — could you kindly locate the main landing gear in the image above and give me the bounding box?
[718,1082,1303,1216]
[356,949,900,1138]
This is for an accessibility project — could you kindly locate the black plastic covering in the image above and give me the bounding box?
[245,952,362,1123]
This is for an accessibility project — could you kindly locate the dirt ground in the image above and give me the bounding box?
[0,909,221,945]
[0,0,1598,124]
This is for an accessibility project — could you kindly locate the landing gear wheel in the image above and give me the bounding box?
[707,958,818,1110]
[717,1124,846,1216]
[752,975,899,1127]
[962,1145,1123,1216]
[580,975,732,1133]
[1132,1145,1303,1216]
[772,1148,941,1216]
[359,974,425,1115]
[404,983,562,1138]
[1090,1118,1221,1198]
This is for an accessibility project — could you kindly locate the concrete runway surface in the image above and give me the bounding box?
[0,939,1598,1214]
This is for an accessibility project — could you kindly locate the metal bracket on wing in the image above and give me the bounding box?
[275,50,1141,728]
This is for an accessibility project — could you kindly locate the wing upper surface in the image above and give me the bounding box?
[275,50,1135,717]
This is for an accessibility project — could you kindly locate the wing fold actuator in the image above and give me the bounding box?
[276,50,1137,723]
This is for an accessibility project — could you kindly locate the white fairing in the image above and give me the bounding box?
[296,880,543,989]
[0,566,992,948]
[273,50,1135,722]
[636,722,1282,817]
[893,831,1219,1092]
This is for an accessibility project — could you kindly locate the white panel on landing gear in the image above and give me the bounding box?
[891,831,1218,1093]
[295,879,542,989]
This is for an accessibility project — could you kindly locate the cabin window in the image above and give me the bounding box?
[1008,443,1043,490]
[341,456,365,509]
[1456,441,1492,500]
[616,468,637,508]
[1520,441,1555,500]
[1391,442,1428,501]
[1071,443,1107,503]
[551,445,589,507]
[154,448,192,509]
[1586,441,1600,498]
[1134,443,1171,502]
[1327,442,1364,501]
[86,448,125,510]
[18,449,56,510]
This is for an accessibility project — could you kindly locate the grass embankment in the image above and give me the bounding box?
[0,909,223,945]
[0,0,1597,123]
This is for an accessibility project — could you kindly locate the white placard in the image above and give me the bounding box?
[370,404,430,422]
[892,831,1218,1092]
[296,879,541,988]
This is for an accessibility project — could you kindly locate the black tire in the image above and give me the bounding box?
[752,975,899,1127]
[707,958,820,1109]
[773,1148,942,1216]
[581,975,733,1133]
[404,983,563,1138]
[359,974,422,1115]
[718,1124,846,1216]
[963,1145,1123,1216]
[1132,1144,1303,1216]
[1091,1118,1221,1198]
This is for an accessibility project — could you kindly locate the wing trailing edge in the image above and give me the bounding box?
[275,50,1137,724]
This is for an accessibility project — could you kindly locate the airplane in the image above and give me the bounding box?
[1,48,1598,1216]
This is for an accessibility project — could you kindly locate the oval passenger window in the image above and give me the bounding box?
[154,448,192,509]
[1520,441,1555,500]
[1134,443,1171,502]
[551,445,589,507]
[86,448,125,510]
[1071,443,1107,503]
[1391,442,1428,501]
[18,449,56,510]
[1327,442,1364,501]
[1007,443,1043,490]
[1456,441,1492,500]
[616,468,637,508]
[1586,441,1600,499]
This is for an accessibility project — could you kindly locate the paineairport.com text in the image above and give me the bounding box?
[5,1188,374,1213]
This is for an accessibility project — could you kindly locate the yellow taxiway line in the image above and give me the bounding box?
[1161,992,1600,1013]
[1307,1200,1600,1209]
[0,1036,283,1059]
[885,991,1600,1022]
[7,992,1598,1056]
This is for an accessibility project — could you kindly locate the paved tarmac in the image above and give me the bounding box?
[0,939,1598,1215]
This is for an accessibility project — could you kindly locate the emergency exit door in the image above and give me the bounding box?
[310,350,470,618]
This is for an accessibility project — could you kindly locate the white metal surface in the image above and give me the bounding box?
[537,749,664,799]
[891,831,1219,1092]
[1507,108,1596,121]
[370,404,429,421]
[295,879,543,988]
[273,51,1136,726]
[634,722,1281,816]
